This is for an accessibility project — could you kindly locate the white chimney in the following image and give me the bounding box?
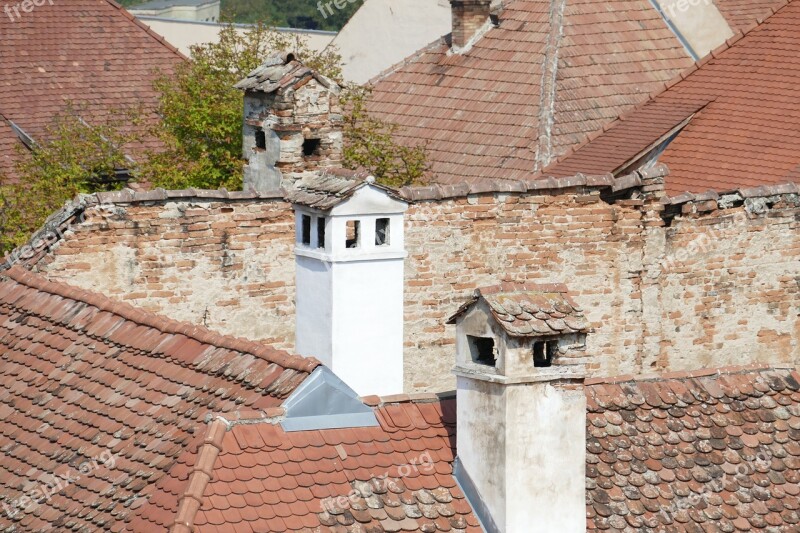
[288,171,407,396]
[448,283,589,532]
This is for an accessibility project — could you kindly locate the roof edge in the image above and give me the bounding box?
[542,0,796,177]
[106,0,188,61]
[170,417,228,533]
[585,363,798,387]
[1,266,320,373]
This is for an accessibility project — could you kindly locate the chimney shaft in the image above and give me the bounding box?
[449,285,588,532]
[450,0,492,49]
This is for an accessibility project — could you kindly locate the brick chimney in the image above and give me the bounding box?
[234,53,343,192]
[447,283,589,532]
[450,0,492,49]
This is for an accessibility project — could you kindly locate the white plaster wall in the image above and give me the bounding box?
[137,18,336,56]
[296,254,334,366]
[331,258,405,396]
[328,0,452,83]
[457,377,586,533]
[656,0,733,58]
[506,382,586,533]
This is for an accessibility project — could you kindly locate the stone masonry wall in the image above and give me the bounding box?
[35,189,800,392]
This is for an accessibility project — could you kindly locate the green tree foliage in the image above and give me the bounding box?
[0,106,140,253]
[222,0,363,31]
[341,86,428,188]
[139,22,342,190]
[2,22,426,253]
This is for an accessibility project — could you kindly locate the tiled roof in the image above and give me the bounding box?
[714,0,787,29]
[132,395,481,532]
[586,366,800,531]
[286,169,407,210]
[448,282,589,337]
[545,0,800,195]
[0,266,318,532]
[0,0,184,180]
[366,0,694,187]
[234,53,337,94]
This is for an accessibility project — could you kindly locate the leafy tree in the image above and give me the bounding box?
[341,85,428,188]
[139,22,342,190]
[0,106,140,253]
[222,0,363,31]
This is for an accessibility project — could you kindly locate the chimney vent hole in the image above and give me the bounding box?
[468,335,496,367]
[533,341,558,367]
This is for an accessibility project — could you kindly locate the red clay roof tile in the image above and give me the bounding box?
[0,0,184,180]
[546,1,800,194]
[367,0,694,186]
[0,266,317,532]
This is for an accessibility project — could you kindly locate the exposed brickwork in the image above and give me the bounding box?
[32,186,800,392]
[450,0,491,49]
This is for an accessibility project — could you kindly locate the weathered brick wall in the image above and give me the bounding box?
[647,205,800,372]
[36,189,800,392]
[37,198,299,352]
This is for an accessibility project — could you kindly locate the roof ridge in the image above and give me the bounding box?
[585,363,796,386]
[542,0,795,176]
[2,266,320,373]
[170,418,228,533]
[104,0,188,61]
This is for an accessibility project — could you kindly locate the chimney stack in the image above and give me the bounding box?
[447,283,589,532]
[287,172,408,397]
[449,0,492,49]
[234,53,343,192]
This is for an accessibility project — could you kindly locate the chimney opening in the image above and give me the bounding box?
[301,214,312,246]
[317,217,326,249]
[303,138,321,158]
[375,218,390,246]
[345,220,360,248]
[467,335,496,367]
[533,340,558,367]
[255,130,266,150]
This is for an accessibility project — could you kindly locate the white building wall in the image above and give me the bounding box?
[328,0,452,83]
[135,17,336,57]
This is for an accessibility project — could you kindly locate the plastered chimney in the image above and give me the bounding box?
[447,283,589,532]
[287,171,408,397]
[449,0,492,49]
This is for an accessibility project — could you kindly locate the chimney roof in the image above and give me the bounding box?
[447,282,589,336]
[285,169,407,211]
[234,52,339,94]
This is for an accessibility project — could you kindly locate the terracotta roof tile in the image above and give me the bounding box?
[367,0,694,186]
[0,0,184,180]
[586,366,800,531]
[0,266,317,532]
[137,397,474,532]
[546,1,800,194]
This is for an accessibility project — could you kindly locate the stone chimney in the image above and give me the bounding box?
[286,170,408,396]
[449,0,492,49]
[447,283,589,533]
[234,53,343,192]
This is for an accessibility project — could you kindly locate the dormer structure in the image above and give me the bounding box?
[287,170,408,396]
[447,283,589,533]
[235,53,343,192]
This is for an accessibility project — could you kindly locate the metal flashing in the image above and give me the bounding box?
[453,457,497,533]
[280,366,379,431]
